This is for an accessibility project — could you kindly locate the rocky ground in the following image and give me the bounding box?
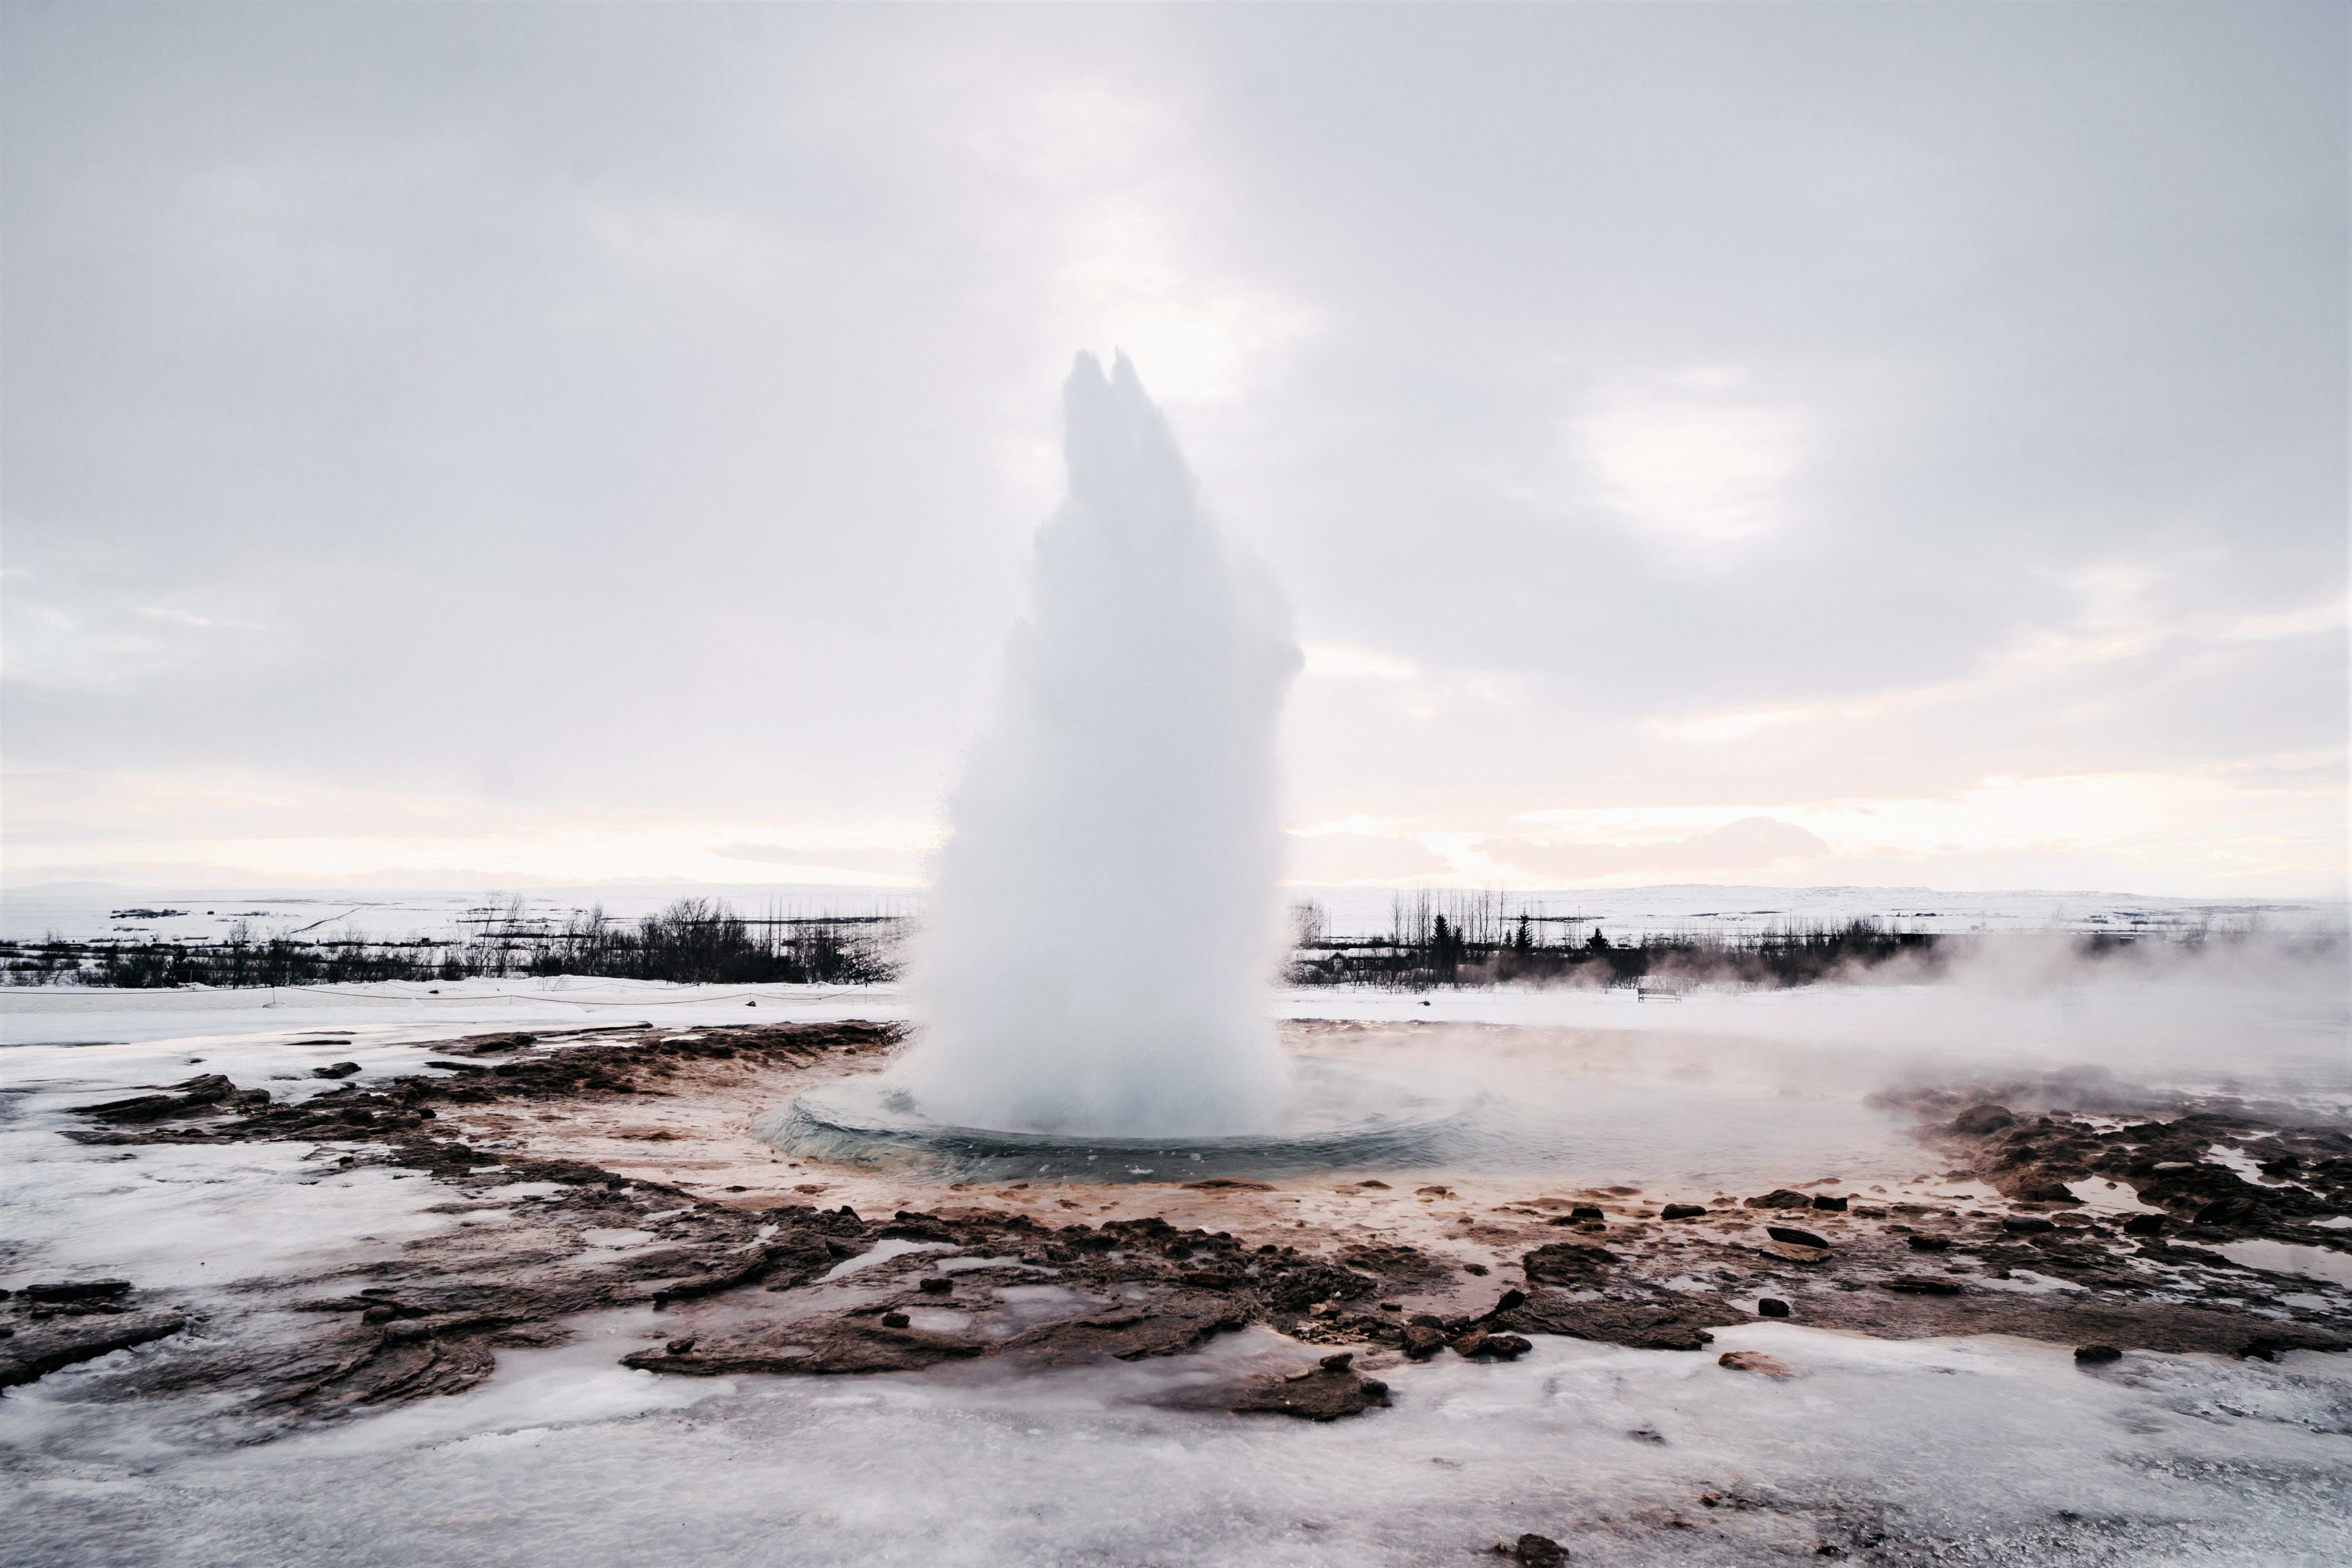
[12,1017,2349,1442]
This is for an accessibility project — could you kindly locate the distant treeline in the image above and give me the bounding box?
[2,897,899,990]
[9,887,2321,993]
[1286,907,1937,990]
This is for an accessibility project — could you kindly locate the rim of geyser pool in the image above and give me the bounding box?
[757,1060,1486,1182]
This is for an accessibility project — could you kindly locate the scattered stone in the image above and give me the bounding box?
[1811,1195,1848,1212]
[2120,1214,2167,1237]
[1461,1263,1489,1276]
[1567,1206,1605,1221]
[1746,1189,1812,1210]
[1757,1298,1791,1318]
[917,1278,953,1295]
[2074,1344,2122,1365]
[2001,1216,2057,1234]
[1882,1276,1965,1296]
[880,1312,910,1328]
[1182,1178,1273,1191]
[1766,1226,1831,1250]
[1950,1104,2016,1135]
[1521,1242,1618,1284]
[1510,1533,1568,1567]
[1479,1288,1528,1319]
[1416,1186,1452,1197]
[311,1062,362,1079]
[1229,1358,1390,1421]
[1498,1291,1743,1352]
[77,1074,270,1125]
[0,1310,188,1389]
[22,1280,132,1303]
[1660,1204,1707,1221]
[1355,1180,1390,1189]
[1905,1235,1950,1252]
[1718,1350,1796,1378]
[2018,1181,2078,1204]
[1450,1329,1530,1361]
[665,1337,696,1355]
[1402,1324,1447,1359]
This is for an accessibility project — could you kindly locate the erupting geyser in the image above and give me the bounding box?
[894,352,1301,1136]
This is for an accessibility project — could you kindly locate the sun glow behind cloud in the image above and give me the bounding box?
[1575,368,1812,547]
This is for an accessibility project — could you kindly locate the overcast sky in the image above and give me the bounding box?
[4,2,2344,895]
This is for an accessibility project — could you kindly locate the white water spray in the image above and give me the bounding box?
[899,352,1299,1135]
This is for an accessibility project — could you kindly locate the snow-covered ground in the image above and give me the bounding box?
[10,1313,2349,1566]
[6,976,2350,1564]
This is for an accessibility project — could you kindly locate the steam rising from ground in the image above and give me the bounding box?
[899,353,1299,1135]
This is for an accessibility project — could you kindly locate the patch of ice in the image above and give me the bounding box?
[906,1310,971,1332]
[2205,1145,2290,1188]
[2066,1176,2162,1215]
[578,1228,657,1249]
[2217,1240,2352,1289]
[813,1238,955,1283]
[1969,1269,2086,1295]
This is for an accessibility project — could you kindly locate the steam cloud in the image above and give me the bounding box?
[900,353,1300,1134]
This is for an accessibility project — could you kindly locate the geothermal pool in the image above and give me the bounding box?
[5,977,2350,1566]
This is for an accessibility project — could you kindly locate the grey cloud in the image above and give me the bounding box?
[0,5,2339,891]
[1282,832,1449,885]
[709,843,924,877]
[1480,818,1833,883]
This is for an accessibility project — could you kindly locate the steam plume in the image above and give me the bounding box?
[900,353,1300,1134]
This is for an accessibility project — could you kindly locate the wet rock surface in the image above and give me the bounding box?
[0,1305,189,1389]
[1226,1352,1391,1421]
[28,1019,2351,1431]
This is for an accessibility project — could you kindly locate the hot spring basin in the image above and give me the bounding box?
[757,1031,1940,1189]
[756,1058,1483,1182]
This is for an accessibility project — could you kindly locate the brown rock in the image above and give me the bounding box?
[1717,1350,1795,1378]
[1402,1324,1447,1359]
[0,1310,189,1389]
[22,1280,132,1304]
[1521,1242,1618,1284]
[1498,1291,1743,1351]
[1229,1362,1391,1421]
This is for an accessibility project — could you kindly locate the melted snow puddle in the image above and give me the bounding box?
[813,1238,956,1282]
[2064,1176,2162,1215]
[2217,1239,2352,1289]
